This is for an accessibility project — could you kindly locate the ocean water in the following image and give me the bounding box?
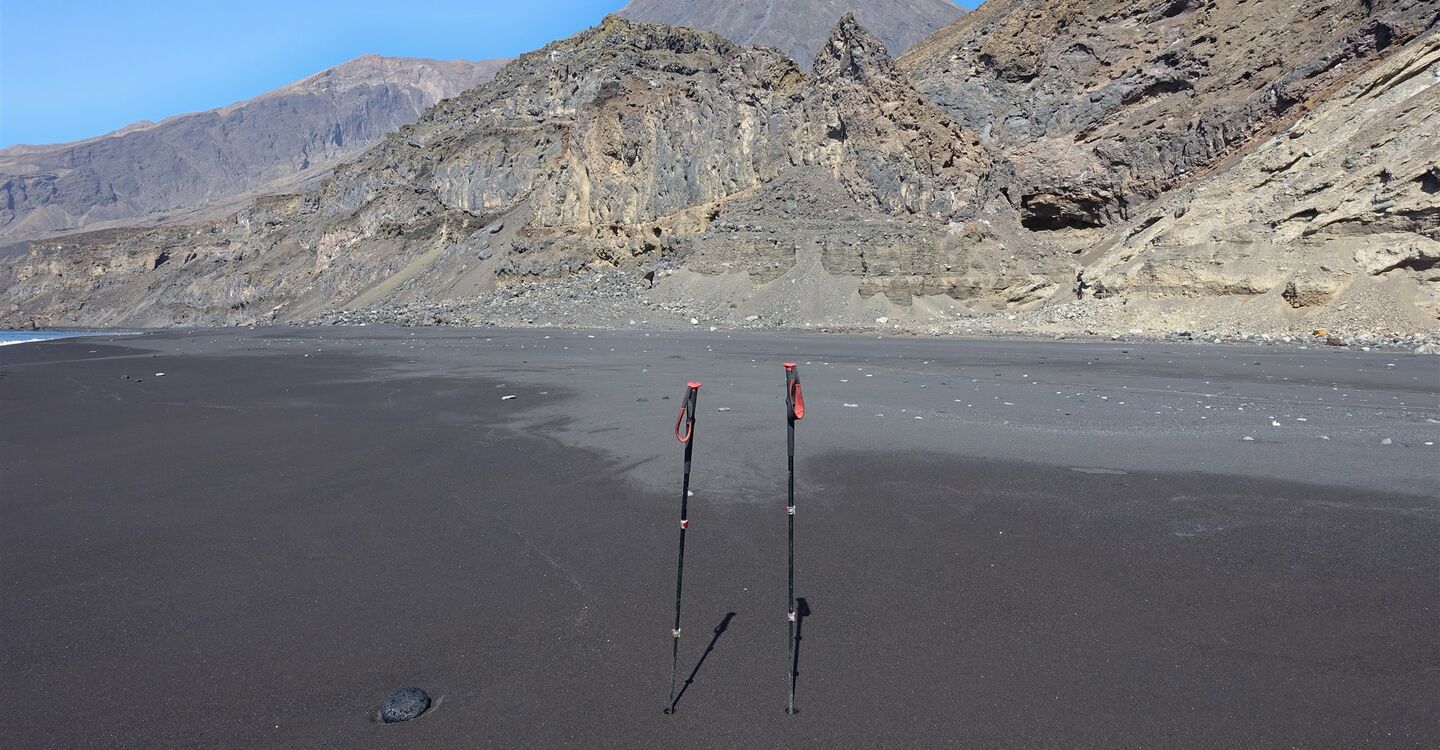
[0,331,100,347]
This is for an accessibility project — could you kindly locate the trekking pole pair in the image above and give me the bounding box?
[663,364,805,715]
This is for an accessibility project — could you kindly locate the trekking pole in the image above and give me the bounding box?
[783,363,805,714]
[665,381,702,714]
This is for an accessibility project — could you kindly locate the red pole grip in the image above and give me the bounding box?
[675,407,693,443]
[783,364,804,421]
[675,382,701,442]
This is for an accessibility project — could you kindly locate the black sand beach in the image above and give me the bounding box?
[2,328,1436,747]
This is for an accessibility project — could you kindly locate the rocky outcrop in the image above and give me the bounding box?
[1081,30,1440,327]
[0,55,507,244]
[901,0,1438,230]
[617,0,964,65]
[1,5,1435,340]
[0,16,1015,327]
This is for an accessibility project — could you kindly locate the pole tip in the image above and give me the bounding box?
[782,362,797,370]
[687,381,702,389]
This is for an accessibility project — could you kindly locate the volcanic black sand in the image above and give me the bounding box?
[2,328,1436,748]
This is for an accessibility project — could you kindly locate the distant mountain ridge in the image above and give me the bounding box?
[617,0,964,64]
[0,54,508,244]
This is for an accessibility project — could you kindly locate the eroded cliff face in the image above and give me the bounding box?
[1082,31,1440,324]
[0,16,1027,327]
[901,0,1438,231]
[1,7,1436,338]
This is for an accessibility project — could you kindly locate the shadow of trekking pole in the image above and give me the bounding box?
[789,598,810,712]
[668,612,736,713]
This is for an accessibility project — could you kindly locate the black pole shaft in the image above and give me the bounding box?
[667,387,698,713]
[787,418,796,715]
[785,365,799,715]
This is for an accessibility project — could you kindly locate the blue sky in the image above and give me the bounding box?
[0,1,974,148]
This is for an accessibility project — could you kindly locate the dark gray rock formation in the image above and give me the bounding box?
[900,0,1438,230]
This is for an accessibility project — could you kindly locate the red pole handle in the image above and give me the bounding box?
[783,364,804,421]
[675,382,701,442]
[675,407,693,443]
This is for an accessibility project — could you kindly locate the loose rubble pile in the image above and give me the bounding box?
[314,269,1440,353]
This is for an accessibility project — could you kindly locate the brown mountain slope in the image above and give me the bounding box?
[0,55,508,244]
[617,0,964,64]
[900,0,1438,230]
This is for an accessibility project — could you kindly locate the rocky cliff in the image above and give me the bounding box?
[617,0,964,64]
[1,16,1034,327]
[1080,30,1440,329]
[2,5,1436,342]
[0,55,508,243]
[901,0,1438,232]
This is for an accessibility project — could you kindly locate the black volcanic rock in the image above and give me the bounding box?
[380,687,430,723]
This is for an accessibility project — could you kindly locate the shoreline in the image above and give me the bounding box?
[6,320,1436,354]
